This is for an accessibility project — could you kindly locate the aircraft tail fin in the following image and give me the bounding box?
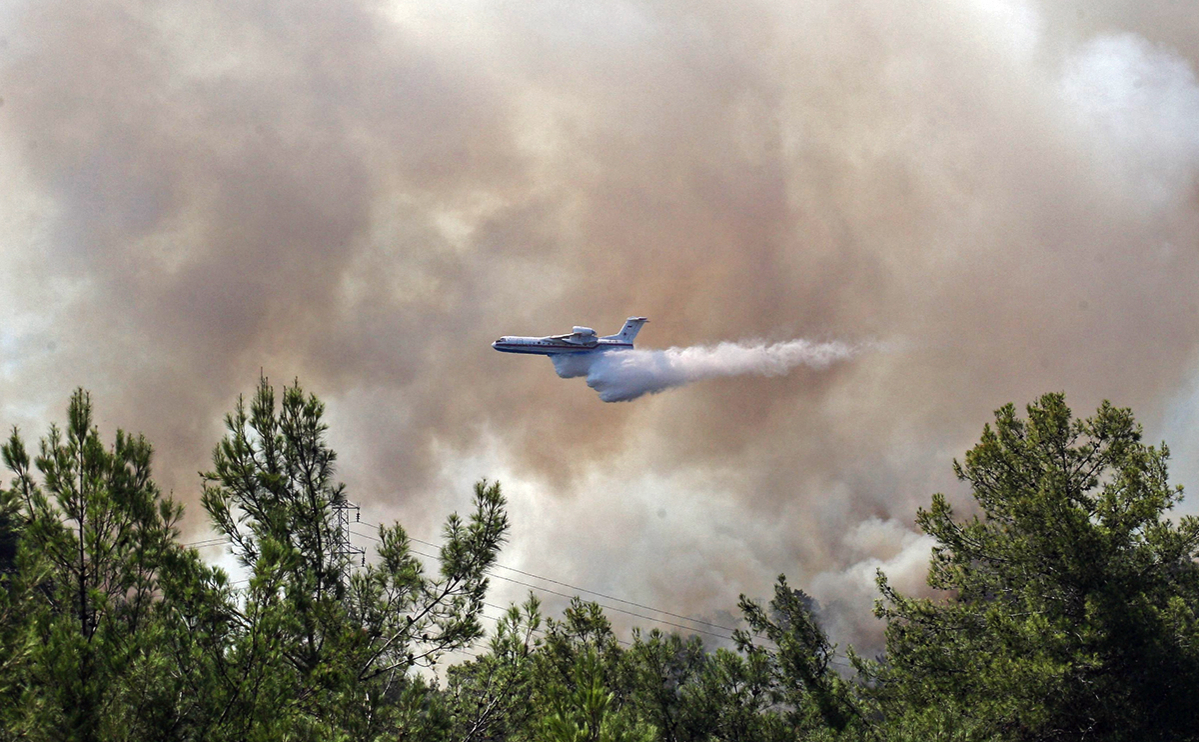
[606,317,648,345]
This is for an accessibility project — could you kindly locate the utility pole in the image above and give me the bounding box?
[331,499,366,581]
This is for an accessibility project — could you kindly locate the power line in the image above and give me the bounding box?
[478,604,634,648]
[183,536,230,548]
[349,528,744,645]
[186,525,749,640]
[438,646,481,661]
[488,570,736,643]
[421,537,736,633]
[358,521,743,637]
[198,526,742,642]
[350,525,853,669]
[183,526,853,669]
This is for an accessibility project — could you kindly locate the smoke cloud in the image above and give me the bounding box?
[3,0,1199,655]
[552,339,863,402]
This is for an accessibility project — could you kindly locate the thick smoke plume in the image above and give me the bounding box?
[4,0,1199,656]
[552,340,862,402]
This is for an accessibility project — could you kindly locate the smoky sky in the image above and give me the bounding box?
[3,0,1199,653]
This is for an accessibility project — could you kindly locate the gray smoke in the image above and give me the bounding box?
[552,339,863,402]
[3,0,1199,656]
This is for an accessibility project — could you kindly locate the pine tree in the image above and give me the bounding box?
[736,577,865,740]
[0,390,187,739]
[446,595,545,742]
[199,377,509,739]
[876,393,1199,741]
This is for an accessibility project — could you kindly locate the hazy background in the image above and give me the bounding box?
[3,0,1199,656]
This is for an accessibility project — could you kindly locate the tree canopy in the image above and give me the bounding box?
[876,393,1199,740]
[1,388,1197,740]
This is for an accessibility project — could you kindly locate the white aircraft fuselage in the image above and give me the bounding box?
[492,317,648,355]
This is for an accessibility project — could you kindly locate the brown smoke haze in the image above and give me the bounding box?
[3,0,1199,653]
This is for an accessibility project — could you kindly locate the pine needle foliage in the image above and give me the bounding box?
[875,393,1199,741]
[0,390,186,740]
[199,377,509,739]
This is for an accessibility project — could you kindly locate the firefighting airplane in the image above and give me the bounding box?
[492,317,648,355]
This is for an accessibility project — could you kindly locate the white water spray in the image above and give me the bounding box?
[552,339,863,402]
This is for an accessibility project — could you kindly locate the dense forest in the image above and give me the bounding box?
[2,380,1198,741]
